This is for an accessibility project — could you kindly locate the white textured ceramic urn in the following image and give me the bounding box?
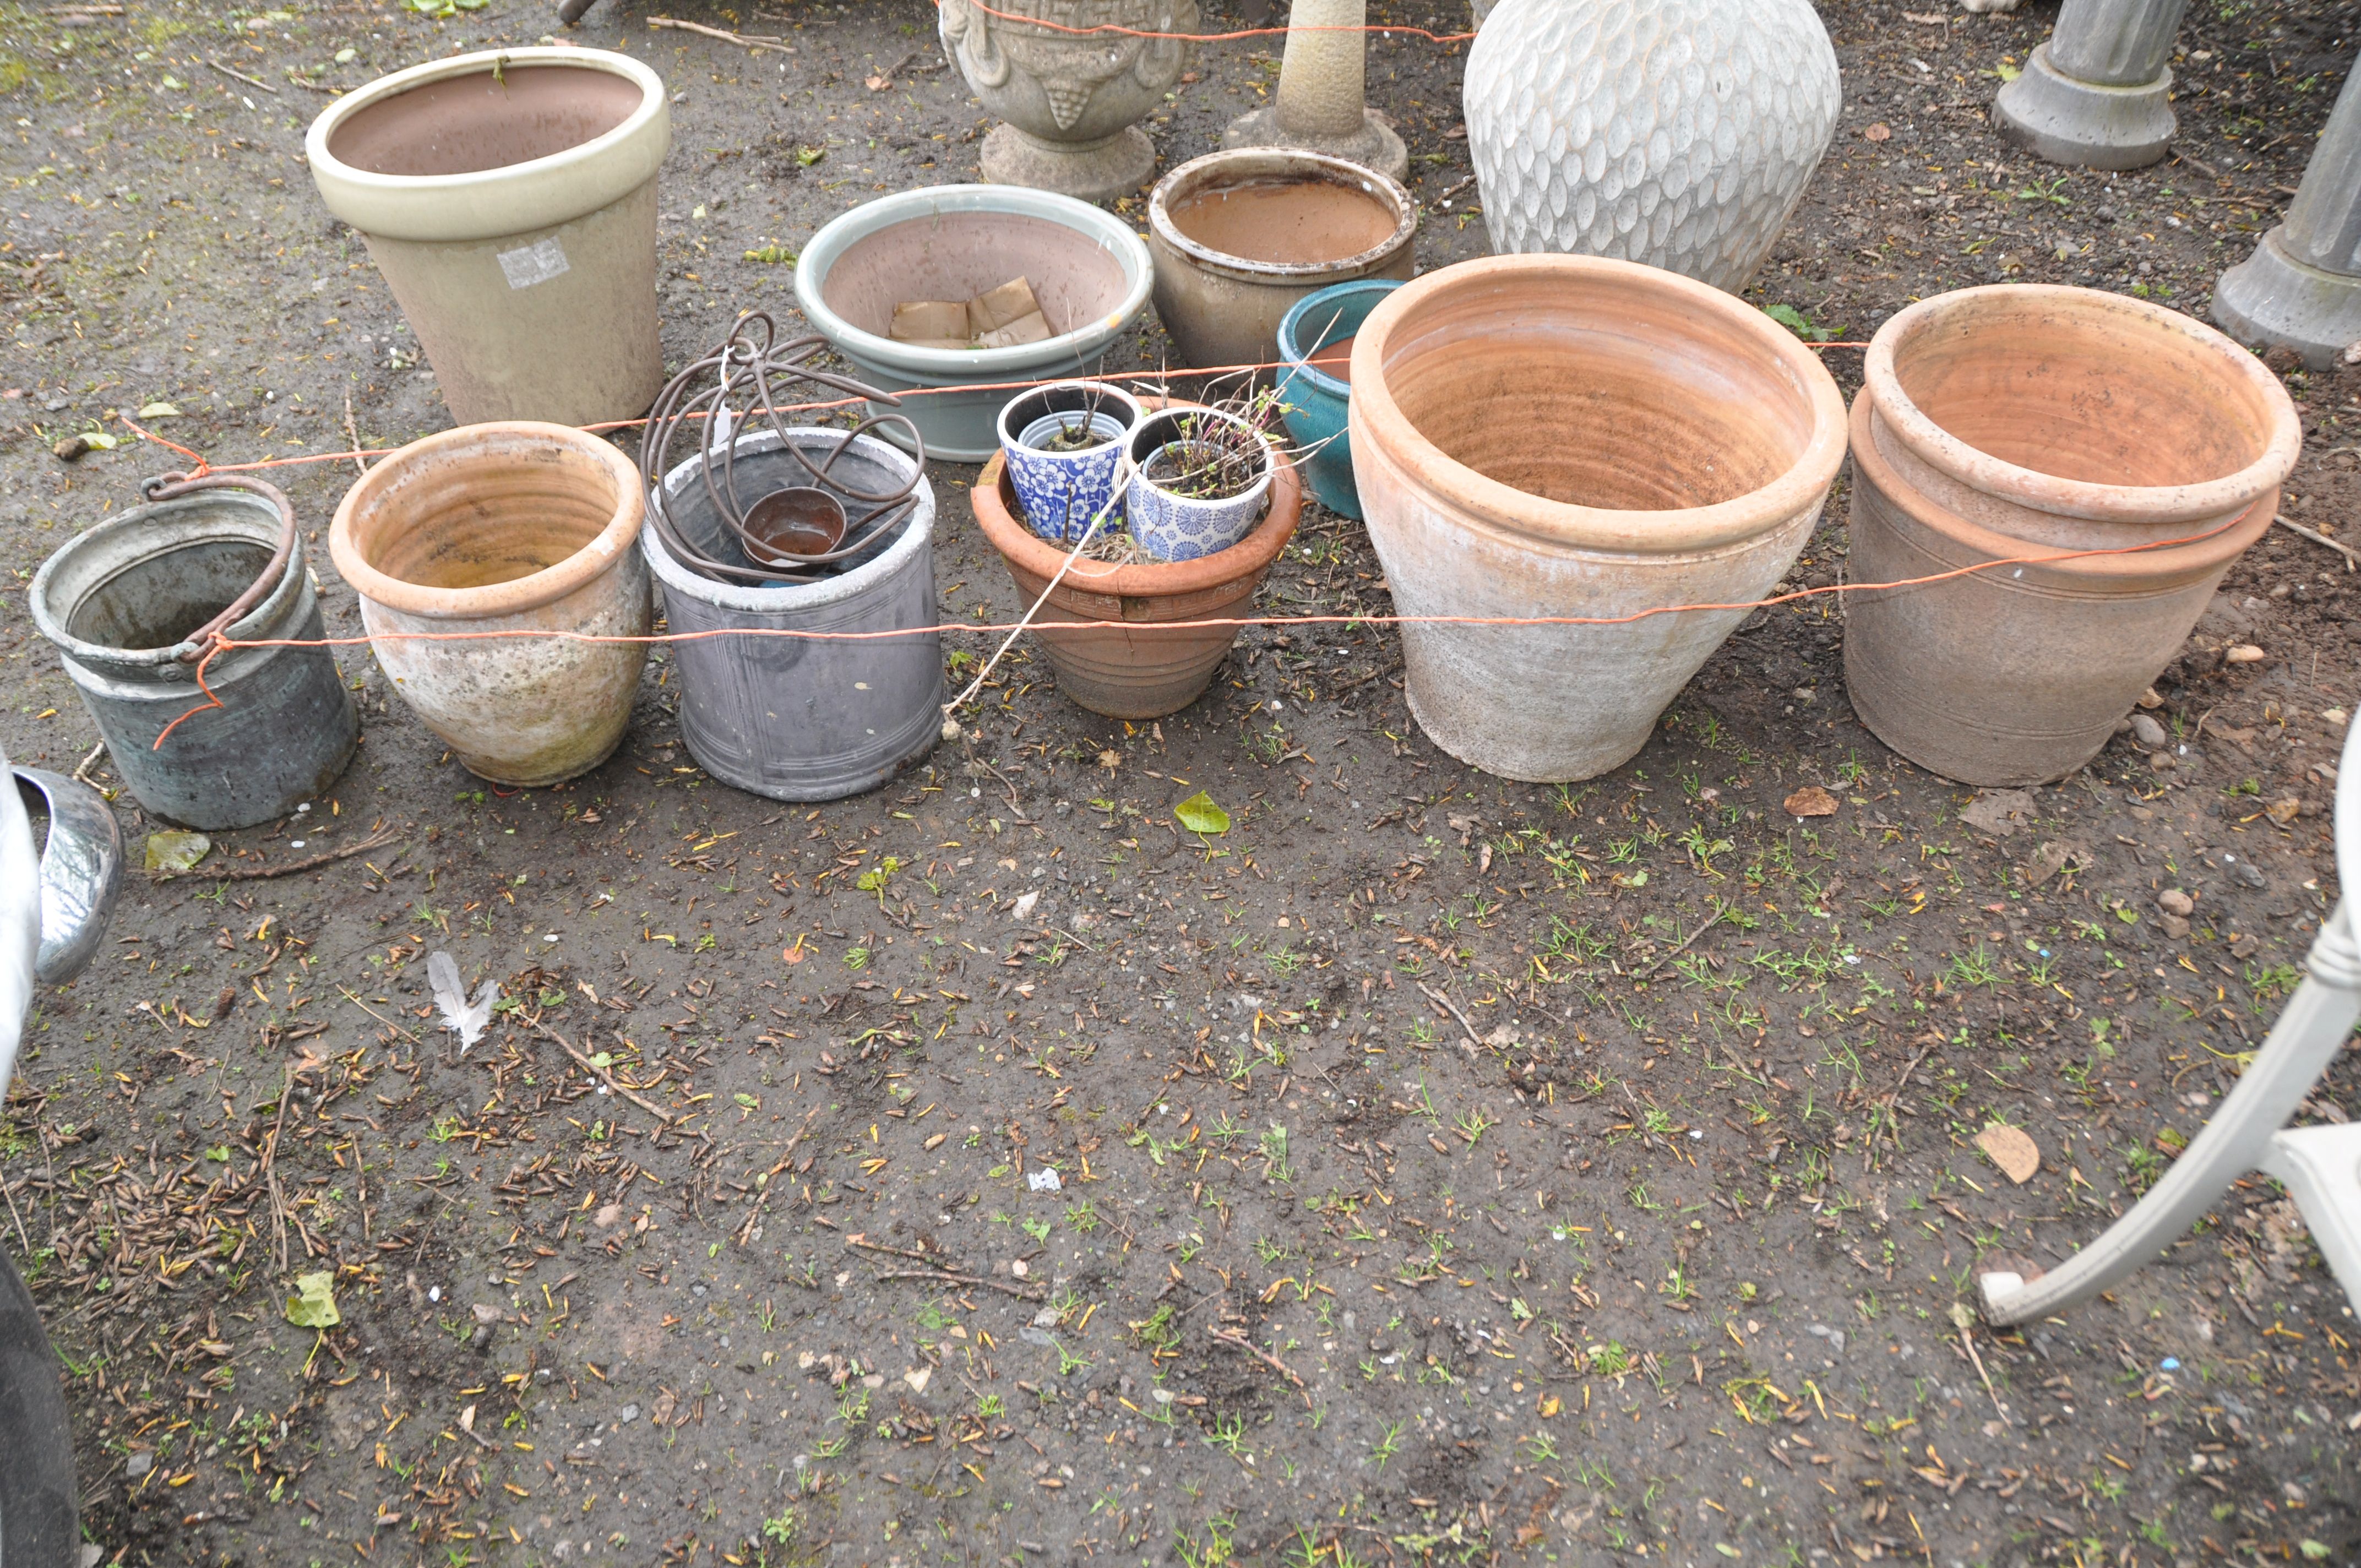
[1464,0,1841,291]
[940,0,1196,203]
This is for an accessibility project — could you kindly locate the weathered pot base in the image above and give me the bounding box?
[1222,104,1407,183]
[982,123,1155,203]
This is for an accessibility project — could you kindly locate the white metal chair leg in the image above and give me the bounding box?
[1979,898,2361,1326]
[2260,1124,2361,1322]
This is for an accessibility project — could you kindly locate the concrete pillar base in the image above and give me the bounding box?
[1993,41,2176,171]
[2213,226,2361,370]
[1221,104,1408,182]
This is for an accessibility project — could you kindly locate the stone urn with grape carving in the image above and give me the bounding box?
[940,0,1196,203]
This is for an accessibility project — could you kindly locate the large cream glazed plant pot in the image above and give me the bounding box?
[307,47,670,428]
[1348,255,1847,782]
[1463,0,1841,291]
[940,0,1196,203]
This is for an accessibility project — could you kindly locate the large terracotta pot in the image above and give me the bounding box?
[1843,285,2301,786]
[939,0,1195,202]
[968,442,1302,719]
[1464,0,1840,291]
[331,423,650,787]
[1348,255,1847,781]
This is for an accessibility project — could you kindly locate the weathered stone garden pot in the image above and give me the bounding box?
[939,0,1196,202]
[331,423,650,788]
[1844,285,2300,787]
[1349,255,1847,782]
[1463,0,1840,291]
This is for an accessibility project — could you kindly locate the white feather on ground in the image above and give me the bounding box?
[427,951,499,1051]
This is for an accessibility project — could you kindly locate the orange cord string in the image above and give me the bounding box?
[114,351,1869,478]
[935,0,1478,46]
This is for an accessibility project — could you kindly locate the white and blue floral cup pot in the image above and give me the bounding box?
[995,381,1145,545]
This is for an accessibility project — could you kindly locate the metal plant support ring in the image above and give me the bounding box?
[641,312,929,586]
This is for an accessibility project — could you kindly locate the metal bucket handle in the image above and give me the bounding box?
[138,471,298,662]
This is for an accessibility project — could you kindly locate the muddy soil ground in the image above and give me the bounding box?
[6,1,2361,1565]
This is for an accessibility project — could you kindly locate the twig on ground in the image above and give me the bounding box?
[1868,1036,1941,1173]
[1640,899,1729,981]
[1416,982,1483,1047]
[153,828,398,882]
[343,393,367,476]
[874,1267,1045,1301]
[2273,513,2359,571]
[70,741,105,787]
[1209,1326,1305,1389]
[335,985,420,1043]
[734,1105,823,1244]
[1960,1321,2009,1425]
[535,1024,676,1124]
[648,15,797,54]
[204,57,277,92]
[265,1059,297,1268]
[847,1233,951,1266]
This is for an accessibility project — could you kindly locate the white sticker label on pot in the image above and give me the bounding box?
[497,237,571,290]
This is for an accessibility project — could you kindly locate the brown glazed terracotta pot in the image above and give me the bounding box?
[1843,285,2300,786]
[968,437,1302,719]
[1348,254,1848,781]
[331,422,649,787]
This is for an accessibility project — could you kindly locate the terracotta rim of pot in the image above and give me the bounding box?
[1863,283,2300,526]
[970,443,1303,597]
[307,47,669,244]
[1149,149,1417,287]
[1348,254,1848,556]
[1847,391,2275,585]
[330,421,645,620]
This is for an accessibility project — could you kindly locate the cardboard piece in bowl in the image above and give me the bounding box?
[888,276,1052,350]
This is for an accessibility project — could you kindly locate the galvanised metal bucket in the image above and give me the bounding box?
[644,428,940,802]
[29,480,357,829]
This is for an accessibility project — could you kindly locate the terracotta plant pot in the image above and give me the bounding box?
[1349,254,1847,781]
[1147,149,1415,371]
[307,48,670,428]
[968,439,1303,719]
[331,423,650,787]
[1843,284,2301,786]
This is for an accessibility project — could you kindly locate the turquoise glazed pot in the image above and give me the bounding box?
[1275,278,1403,519]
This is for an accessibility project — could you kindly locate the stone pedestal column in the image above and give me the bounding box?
[1992,0,2190,170]
[2214,57,2361,368]
[1222,0,1408,181]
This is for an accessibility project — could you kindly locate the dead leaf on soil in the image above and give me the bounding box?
[1976,1123,2041,1184]
[2022,839,2088,886]
[1959,789,2037,837]
[1782,786,1838,819]
[1864,122,1892,141]
[2266,797,2302,826]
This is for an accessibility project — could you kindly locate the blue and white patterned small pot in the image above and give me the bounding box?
[1125,410,1274,563]
[996,382,1144,545]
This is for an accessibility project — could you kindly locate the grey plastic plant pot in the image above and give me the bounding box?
[793,186,1154,462]
[646,429,942,802]
[306,47,670,428]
